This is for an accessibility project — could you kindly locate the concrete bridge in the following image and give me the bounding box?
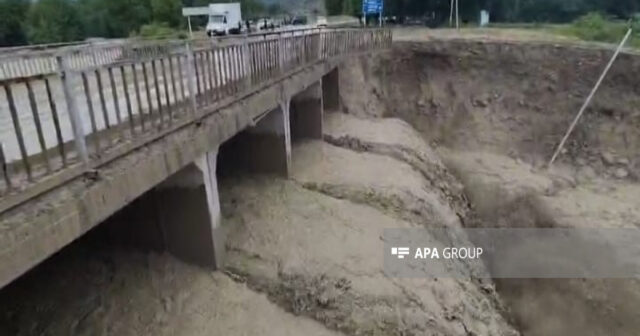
[0,28,392,288]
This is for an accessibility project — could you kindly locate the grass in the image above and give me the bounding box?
[132,22,188,40]
[555,13,639,48]
[488,13,640,49]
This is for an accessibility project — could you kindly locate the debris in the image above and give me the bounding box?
[614,168,629,179]
[601,151,616,166]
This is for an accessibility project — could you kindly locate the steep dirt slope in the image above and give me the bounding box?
[341,39,640,179]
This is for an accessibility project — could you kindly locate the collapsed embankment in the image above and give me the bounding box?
[341,38,640,177]
[339,35,640,336]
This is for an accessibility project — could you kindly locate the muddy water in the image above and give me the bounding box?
[0,113,518,335]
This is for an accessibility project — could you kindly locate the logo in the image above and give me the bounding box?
[391,247,410,259]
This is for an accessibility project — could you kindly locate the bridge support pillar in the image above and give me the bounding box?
[218,104,291,177]
[291,81,323,140]
[154,148,224,268]
[322,68,340,112]
[243,103,291,176]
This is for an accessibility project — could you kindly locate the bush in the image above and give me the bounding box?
[135,22,187,40]
[565,12,631,44]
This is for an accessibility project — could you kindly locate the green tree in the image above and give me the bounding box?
[326,0,343,15]
[151,0,181,27]
[78,0,151,38]
[267,3,283,16]
[0,0,29,46]
[26,0,84,44]
[241,0,265,18]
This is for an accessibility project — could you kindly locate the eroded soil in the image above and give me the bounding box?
[340,31,640,336]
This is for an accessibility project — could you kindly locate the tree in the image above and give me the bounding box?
[326,0,343,15]
[78,0,151,38]
[0,0,29,46]
[267,3,283,16]
[240,0,265,18]
[151,0,182,27]
[26,0,84,44]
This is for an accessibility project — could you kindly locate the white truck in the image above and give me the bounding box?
[206,3,242,36]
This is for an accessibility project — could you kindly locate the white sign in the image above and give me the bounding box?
[480,10,490,26]
[182,6,209,17]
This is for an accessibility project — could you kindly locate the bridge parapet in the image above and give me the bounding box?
[0,28,391,214]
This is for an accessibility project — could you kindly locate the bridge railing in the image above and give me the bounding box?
[0,28,391,210]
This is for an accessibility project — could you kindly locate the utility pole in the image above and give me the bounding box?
[456,0,460,30]
[449,0,454,27]
[548,28,632,167]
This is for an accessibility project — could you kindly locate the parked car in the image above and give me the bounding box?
[316,16,328,27]
[292,16,307,25]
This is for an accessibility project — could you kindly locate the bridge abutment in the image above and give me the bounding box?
[290,81,323,141]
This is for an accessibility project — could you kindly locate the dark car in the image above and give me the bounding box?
[292,16,307,25]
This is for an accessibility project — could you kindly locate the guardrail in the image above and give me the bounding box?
[0,28,343,80]
[0,28,391,210]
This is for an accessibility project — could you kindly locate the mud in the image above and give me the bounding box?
[0,110,518,335]
[220,113,517,335]
[340,31,640,336]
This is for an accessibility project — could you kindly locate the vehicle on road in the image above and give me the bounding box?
[292,16,307,25]
[316,16,328,27]
[206,3,242,36]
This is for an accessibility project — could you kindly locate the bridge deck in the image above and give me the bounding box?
[0,28,391,214]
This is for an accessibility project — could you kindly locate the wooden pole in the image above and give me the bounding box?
[548,28,632,167]
[456,0,460,30]
[450,0,454,27]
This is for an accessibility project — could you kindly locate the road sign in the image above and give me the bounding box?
[182,6,209,17]
[362,0,383,14]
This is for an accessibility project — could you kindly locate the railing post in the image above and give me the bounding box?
[242,38,251,90]
[56,53,89,165]
[277,33,285,75]
[185,42,198,116]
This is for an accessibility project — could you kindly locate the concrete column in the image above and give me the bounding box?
[154,148,224,268]
[218,104,291,177]
[291,81,323,141]
[322,68,340,112]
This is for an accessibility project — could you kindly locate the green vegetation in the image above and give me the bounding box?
[0,0,267,46]
[136,22,188,39]
[0,0,29,47]
[327,0,640,25]
[3,0,640,46]
[26,0,85,44]
[557,12,640,47]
